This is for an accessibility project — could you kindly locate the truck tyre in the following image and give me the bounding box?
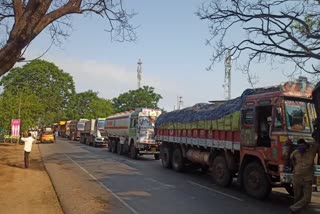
[243,162,271,199]
[172,148,184,172]
[161,145,172,169]
[130,143,138,159]
[211,156,232,187]
[154,154,160,160]
[111,141,117,153]
[117,143,123,155]
[283,183,294,196]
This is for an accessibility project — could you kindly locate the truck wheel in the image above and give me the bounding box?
[154,154,160,160]
[111,141,117,153]
[243,162,271,199]
[117,143,123,155]
[211,156,232,187]
[172,148,184,172]
[130,143,138,159]
[161,145,172,169]
[284,183,294,196]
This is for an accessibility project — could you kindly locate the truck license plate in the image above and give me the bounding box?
[151,148,156,152]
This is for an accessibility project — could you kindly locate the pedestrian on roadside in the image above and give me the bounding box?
[20,132,36,169]
[54,130,58,143]
[289,134,319,213]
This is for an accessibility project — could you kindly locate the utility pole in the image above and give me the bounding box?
[177,96,183,110]
[223,50,232,100]
[137,59,142,89]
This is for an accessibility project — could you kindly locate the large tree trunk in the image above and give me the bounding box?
[0,41,24,75]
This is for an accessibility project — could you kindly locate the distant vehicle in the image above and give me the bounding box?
[58,121,67,137]
[41,131,54,143]
[106,108,162,159]
[80,118,107,147]
[76,119,89,141]
[67,120,78,140]
[94,118,107,147]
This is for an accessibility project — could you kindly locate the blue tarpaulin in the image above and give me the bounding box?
[155,87,279,127]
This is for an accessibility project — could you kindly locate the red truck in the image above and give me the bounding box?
[155,77,320,199]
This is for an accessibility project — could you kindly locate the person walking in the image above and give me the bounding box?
[54,130,58,143]
[289,136,319,213]
[20,132,36,168]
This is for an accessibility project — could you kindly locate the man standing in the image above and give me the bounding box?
[20,132,35,168]
[289,137,319,213]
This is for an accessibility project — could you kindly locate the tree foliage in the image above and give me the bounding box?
[0,59,76,131]
[0,0,136,76]
[112,86,162,112]
[197,0,320,77]
[71,90,114,119]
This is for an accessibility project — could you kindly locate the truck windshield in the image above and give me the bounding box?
[97,120,105,129]
[138,116,152,128]
[285,100,311,133]
[77,124,84,130]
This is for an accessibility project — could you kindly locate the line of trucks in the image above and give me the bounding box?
[56,108,162,159]
[57,77,320,200]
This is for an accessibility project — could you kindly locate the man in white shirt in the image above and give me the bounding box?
[21,132,35,168]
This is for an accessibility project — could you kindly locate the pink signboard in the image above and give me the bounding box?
[11,119,21,136]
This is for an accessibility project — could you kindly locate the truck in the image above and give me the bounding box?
[106,108,162,159]
[80,118,108,147]
[58,121,67,137]
[76,119,89,141]
[80,119,96,145]
[66,120,78,140]
[155,77,320,199]
[94,118,107,147]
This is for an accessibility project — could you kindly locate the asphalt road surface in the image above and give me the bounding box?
[39,138,320,214]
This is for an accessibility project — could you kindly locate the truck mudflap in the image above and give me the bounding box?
[280,165,320,191]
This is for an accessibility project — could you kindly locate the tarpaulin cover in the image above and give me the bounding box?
[155,87,280,129]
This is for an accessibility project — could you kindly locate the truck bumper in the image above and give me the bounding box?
[137,143,160,155]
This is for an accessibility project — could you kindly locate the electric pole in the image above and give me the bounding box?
[177,96,183,110]
[223,50,232,100]
[137,59,142,89]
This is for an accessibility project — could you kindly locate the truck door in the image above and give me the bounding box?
[241,108,255,147]
[256,105,272,148]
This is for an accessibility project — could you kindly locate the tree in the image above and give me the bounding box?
[71,90,114,119]
[0,0,136,76]
[0,59,76,128]
[112,86,162,112]
[197,0,320,77]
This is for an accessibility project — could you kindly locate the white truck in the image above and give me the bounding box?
[76,119,89,141]
[105,108,162,159]
[94,118,107,147]
[80,118,107,147]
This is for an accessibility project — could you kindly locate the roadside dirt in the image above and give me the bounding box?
[0,143,63,214]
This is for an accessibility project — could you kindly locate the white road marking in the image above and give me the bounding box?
[145,178,176,188]
[187,180,244,202]
[63,153,140,214]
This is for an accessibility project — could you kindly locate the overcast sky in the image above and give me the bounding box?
[22,0,316,111]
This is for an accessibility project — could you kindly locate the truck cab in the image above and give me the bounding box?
[240,77,320,196]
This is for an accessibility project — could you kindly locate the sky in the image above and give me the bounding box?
[22,0,315,111]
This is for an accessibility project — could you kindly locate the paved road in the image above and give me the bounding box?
[39,138,320,214]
